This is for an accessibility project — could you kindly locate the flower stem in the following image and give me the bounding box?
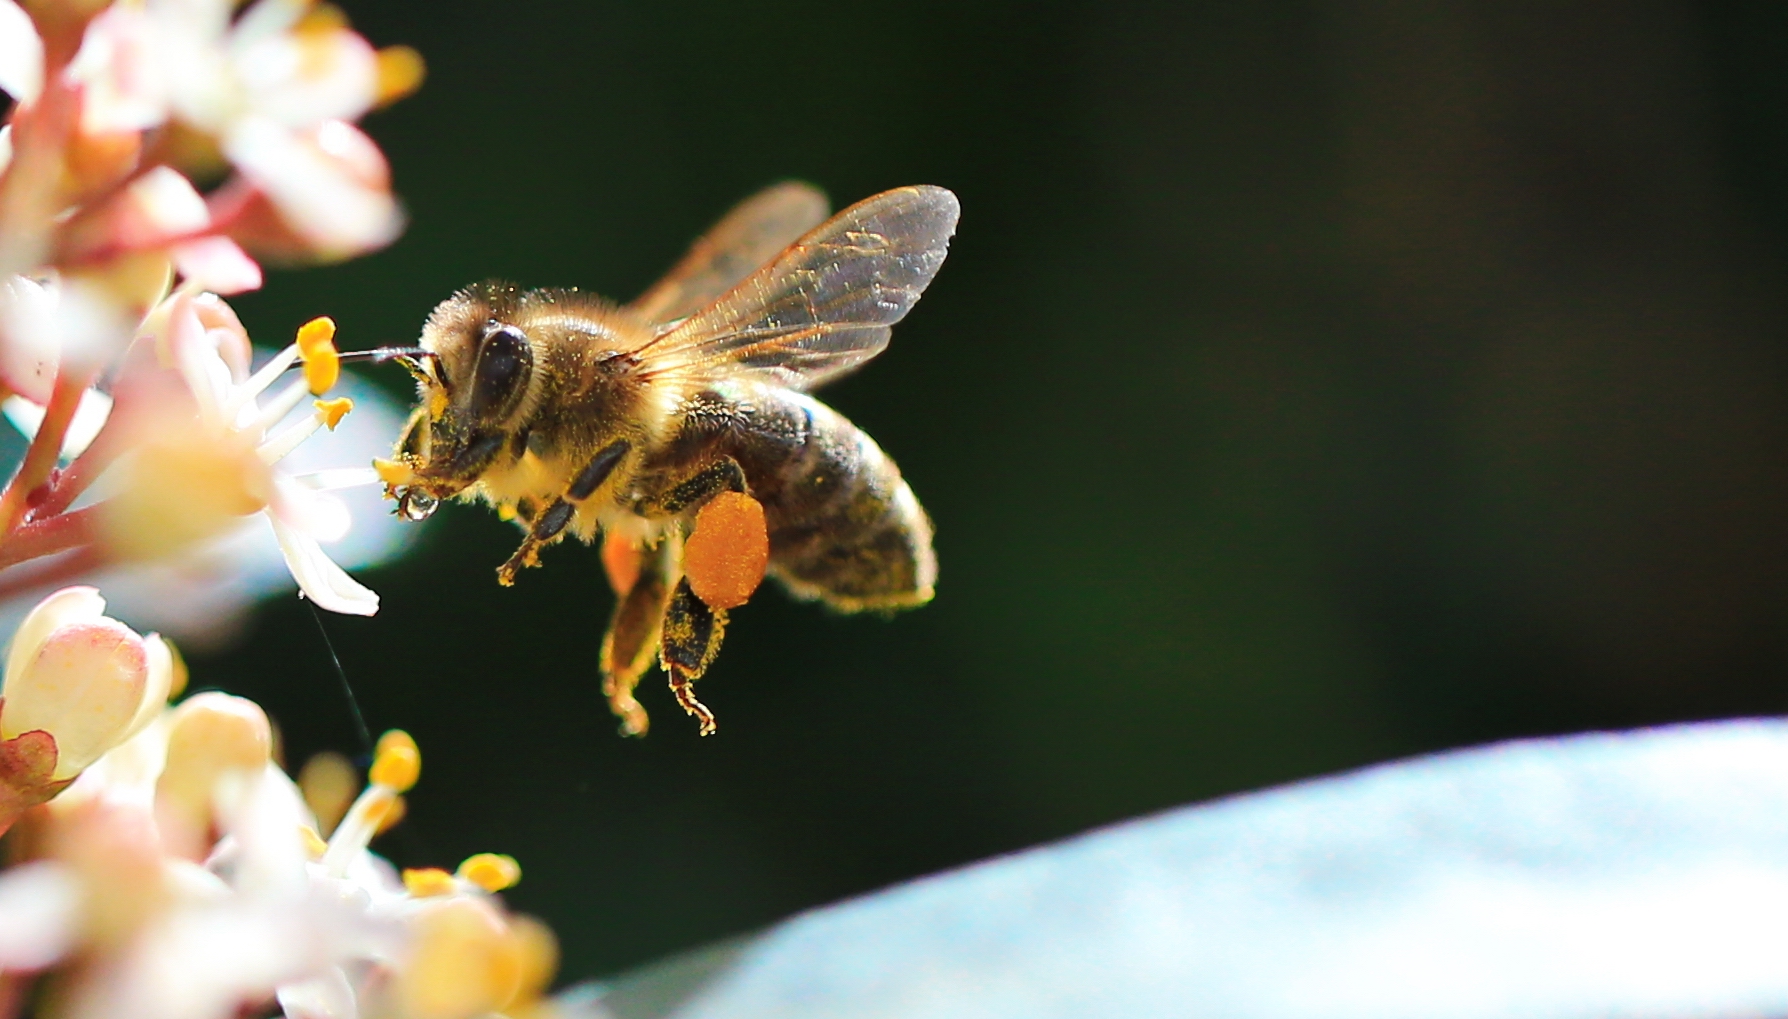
[0,545,102,602]
[28,408,129,521]
[0,370,90,540]
[0,505,100,570]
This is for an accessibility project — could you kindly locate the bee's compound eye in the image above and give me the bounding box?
[470,323,531,418]
[397,489,439,521]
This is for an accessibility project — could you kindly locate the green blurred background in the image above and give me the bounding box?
[200,0,1788,980]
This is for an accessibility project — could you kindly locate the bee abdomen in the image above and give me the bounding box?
[734,392,936,612]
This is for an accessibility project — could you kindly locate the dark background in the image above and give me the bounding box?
[200,0,1788,981]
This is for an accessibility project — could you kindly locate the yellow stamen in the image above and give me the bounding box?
[295,2,348,32]
[495,502,516,521]
[457,853,522,893]
[370,729,420,792]
[164,637,189,700]
[500,915,559,1010]
[296,317,340,395]
[376,46,427,107]
[314,397,353,430]
[399,898,524,1019]
[403,867,457,898]
[373,457,416,487]
[300,825,329,860]
[377,794,408,834]
[298,751,359,837]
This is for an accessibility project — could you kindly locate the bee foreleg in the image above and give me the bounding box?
[496,497,574,586]
[600,533,677,737]
[660,577,725,736]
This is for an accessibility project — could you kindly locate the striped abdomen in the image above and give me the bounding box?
[648,383,935,612]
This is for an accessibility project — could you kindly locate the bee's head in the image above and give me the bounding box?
[384,281,537,518]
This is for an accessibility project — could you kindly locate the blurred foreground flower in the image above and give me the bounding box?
[0,648,555,1019]
[0,586,171,833]
[0,0,421,617]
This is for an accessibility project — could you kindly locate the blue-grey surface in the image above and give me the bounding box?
[590,720,1788,1019]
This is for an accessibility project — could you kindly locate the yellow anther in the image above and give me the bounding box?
[164,637,189,700]
[373,457,416,487]
[376,46,426,107]
[299,825,329,860]
[295,2,349,33]
[398,898,524,1019]
[296,317,340,395]
[314,397,353,430]
[500,915,559,1011]
[369,729,420,792]
[457,853,522,893]
[298,751,358,836]
[377,794,408,834]
[495,502,516,522]
[403,867,457,898]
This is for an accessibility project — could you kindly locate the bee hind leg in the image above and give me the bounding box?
[660,578,725,736]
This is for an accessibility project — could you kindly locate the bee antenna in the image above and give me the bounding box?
[334,346,435,366]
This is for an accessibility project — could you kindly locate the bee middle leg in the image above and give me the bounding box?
[599,532,677,736]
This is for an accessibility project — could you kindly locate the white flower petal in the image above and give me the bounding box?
[271,477,350,542]
[167,295,231,423]
[215,763,310,900]
[268,514,378,616]
[0,0,44,106]
[0,274,62,403]
[69,5,170,133]
[223,117,402,256]
[0,861,80,970]
[4,585,105,689]
[172,237,263,295]
[229,0,308,48]
[277,967,359,1019]
[119,633,176,743]
[292,467,380,491]
[128,166,213,236]
[233,30,377,128]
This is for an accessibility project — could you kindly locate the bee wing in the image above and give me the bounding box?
[628,182,831,324]
[637,185,959,390]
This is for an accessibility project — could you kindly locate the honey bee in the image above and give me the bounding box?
[375,183,958,736]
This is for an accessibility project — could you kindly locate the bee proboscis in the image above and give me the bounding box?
[378,183,958,735]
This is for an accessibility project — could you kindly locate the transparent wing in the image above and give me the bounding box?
[628,182,831,325]
[638,185,960,391]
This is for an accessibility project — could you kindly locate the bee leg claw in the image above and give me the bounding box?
[668,668,717,736]
[659,577,726,736]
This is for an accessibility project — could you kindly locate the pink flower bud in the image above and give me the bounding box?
[0,587,173,780]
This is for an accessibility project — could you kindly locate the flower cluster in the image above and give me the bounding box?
[0,604,554,1018]
[0,0,419,609]
[0,3,564,1015]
